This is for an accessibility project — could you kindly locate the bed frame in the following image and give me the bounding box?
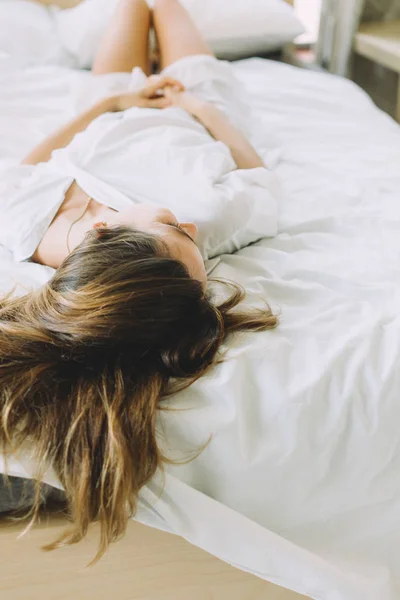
[2,2,306,599]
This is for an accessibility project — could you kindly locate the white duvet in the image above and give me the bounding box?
[1,57,400,600]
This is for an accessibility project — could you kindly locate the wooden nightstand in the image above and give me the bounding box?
[354,20,400,122]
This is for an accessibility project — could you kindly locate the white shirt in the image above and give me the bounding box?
[0,55,278,262]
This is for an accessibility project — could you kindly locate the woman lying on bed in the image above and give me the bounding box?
[0,0,277,559]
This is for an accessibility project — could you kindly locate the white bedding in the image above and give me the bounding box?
[1,57,400,600]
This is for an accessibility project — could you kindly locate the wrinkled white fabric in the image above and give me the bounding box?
[1,57,400,600]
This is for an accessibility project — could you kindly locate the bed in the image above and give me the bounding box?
[1,2,400,600]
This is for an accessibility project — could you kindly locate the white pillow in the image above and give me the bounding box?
[0,0,67,66]
[52,0,304,69]
[50,0,119,69]
[182,0,305,59]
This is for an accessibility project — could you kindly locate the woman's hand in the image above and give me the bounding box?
[111,76,185,111]
[164,87,265,169]
[163,87,208,117]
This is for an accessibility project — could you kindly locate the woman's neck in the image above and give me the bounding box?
[68,201,117,253]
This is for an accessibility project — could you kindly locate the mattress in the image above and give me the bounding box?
[1,57,400,600]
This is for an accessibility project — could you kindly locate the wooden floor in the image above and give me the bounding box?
[0,515,309,600]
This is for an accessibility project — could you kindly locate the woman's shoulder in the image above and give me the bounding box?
[0,162,74,263]
[0,163,35,190]
[1,160,69,192]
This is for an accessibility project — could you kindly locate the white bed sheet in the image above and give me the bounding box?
[1,58,400,600]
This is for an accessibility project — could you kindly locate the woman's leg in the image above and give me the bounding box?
[92,0,151,75]
[152,0,213,70]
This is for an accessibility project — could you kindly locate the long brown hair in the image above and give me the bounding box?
[0,226,278,562]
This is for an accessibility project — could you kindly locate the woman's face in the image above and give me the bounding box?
[104,205,207,285]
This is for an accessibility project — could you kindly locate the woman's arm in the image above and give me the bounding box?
[22,98,116,165]
[164,89,265,170]
[192,102,265,170]
[22,76,184,165]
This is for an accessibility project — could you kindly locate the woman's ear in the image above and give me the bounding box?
[180,222,198,241]
[93,221,108,229]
